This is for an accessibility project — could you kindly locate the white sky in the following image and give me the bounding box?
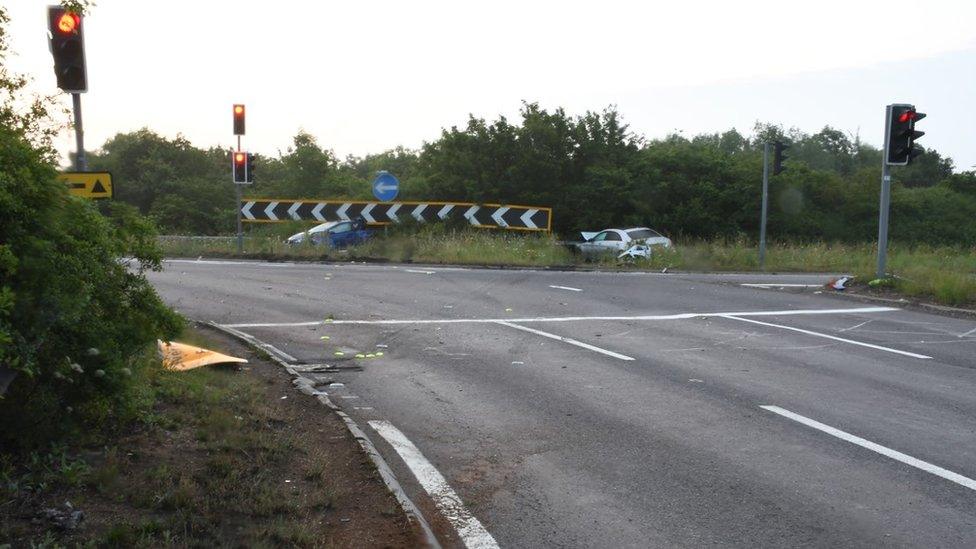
[6,0,976,170]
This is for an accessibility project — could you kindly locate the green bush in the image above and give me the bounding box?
[0,27,182,446]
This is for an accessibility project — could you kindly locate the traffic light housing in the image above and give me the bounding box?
[47,7,87,92]
[773,141,789,175]
[233,152,247,183]
[233,104,246,135]
[886,104,925,166]
[232,152,254,183]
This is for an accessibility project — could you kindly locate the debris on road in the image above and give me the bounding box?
[158,340,247,371]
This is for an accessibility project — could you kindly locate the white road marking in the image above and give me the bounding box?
[549,285,583,292]
[214,324,298,362]
[368,420,500,549]
[496,321,635,361]
[223,306,899,328]
[721,315,931,359]
[406,269,436,275]
[740,283,824,288]
[761,405,976,491]
[959,326,976,338]
[839,319,872,332]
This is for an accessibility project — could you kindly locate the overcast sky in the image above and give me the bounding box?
[6,0,976,170]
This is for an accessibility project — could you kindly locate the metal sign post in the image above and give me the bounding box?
[759,142,770,269]
[877,105,893,279]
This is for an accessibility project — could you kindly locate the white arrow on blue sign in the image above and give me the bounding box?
[372,171,400,202]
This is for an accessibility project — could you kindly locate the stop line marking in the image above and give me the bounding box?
[224,306,899,328]
[369,420,499,549]
[762,406,976,492]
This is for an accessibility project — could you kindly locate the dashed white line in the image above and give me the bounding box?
[496,321,635,361]
[406,269,436,275]
[223,306,899,328]
[720,315,931,359]
[740,283,824,288]
[368,420,500,549]
[761,405,976,491]
[549,285,583,292]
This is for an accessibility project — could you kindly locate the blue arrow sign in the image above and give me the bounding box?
[372,171,400,202]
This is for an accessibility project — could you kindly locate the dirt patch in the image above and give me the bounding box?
[1,327,421,547]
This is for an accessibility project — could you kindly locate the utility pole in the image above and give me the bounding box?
[759,142,770,269]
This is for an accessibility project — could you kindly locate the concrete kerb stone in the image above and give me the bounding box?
[203,321,441,549]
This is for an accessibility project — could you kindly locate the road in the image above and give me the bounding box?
[147,260,976,548]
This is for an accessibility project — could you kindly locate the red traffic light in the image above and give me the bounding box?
[234,152,246,163]
[233,104,246,135]
[57,12,79,34]
[898,110,917,123]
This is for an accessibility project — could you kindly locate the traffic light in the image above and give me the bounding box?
[233,152,247,183]
[47,7,87,92]
[232,152,254,183]
[885,104,925,166]
[773,141,789,175]
[233,104,245,135]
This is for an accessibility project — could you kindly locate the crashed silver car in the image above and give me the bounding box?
[575,227,673,259]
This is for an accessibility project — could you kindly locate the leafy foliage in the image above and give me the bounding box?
[0,5,182,448]
[93,103,974,244]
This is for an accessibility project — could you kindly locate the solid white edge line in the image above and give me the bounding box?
[721,315,931,359]
[214,323,298,362]
[222,306,899,328]
[496,321,635,361]
[760,405,976,491]
[368,420,500,549]
[549,285,583,292]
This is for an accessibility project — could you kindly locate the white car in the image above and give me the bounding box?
[575,227,673,259]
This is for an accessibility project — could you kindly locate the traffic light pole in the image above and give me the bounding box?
[71,93,87,171]
[236,136,243,254]
[876,162,892,279]
[877,105,894,279]
[759,142,770,269]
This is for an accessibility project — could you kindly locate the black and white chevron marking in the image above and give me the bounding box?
[241,200,552,231]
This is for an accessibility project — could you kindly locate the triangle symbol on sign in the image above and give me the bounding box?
[92,180,106,194]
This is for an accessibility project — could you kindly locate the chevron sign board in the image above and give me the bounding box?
[240,200,553,232]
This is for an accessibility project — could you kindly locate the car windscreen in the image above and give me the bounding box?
[627,229,662,239]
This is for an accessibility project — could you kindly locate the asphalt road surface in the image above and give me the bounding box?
[147,260,976,548]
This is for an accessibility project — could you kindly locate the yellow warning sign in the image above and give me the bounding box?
[58,171,113,199]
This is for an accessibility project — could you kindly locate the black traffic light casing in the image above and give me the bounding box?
[232,151,247,183]
[232,152,254,183]
[233,104,246,135]
[773,141,789,175]
[47,6,87,93]
[885,104,925,166]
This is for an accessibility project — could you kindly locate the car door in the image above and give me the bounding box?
[327,221,354,247]
[579,231,611,256]
[600,231,625,253]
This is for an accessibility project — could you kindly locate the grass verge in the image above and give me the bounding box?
[0,327,416,547]
[158,230,976,307]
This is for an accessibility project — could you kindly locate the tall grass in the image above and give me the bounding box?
[158,231,976,306]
